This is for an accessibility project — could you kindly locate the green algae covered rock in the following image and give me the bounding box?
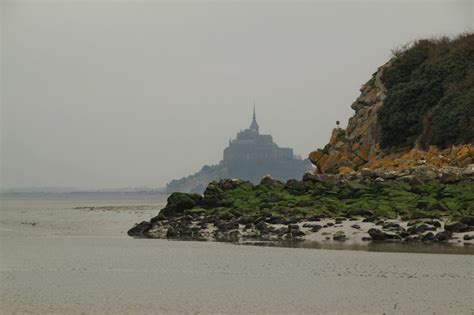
[156,178,474,221]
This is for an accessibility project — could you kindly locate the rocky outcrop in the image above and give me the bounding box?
[129,176,474,248]
[309,35,473,177]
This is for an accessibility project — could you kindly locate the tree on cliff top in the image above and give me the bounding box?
[379,33,474,150]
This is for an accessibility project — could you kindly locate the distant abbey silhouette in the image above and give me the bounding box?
[166,107,312,193]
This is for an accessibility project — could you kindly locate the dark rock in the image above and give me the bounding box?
[198,222,208,229]
[425,220,442,228]
[438,171,460,184]
[161,192,203,217]
[382,222,401,229]
[244,223,253,230]
[227,230,241,242]
[460,216,474,227]
[326,222,334,227]
[166,226,179,238]
[238,216,255,225]
[422,232,436,242]
[368,228,401,241]
[351,224,361,230]
[127,221,152,237]
[445,222,470,233]
[333,231,346,241]
[407,224,436,235]
[291,230,305,237]
[399,231,409,238]
[285,217,300,224]
[463,234,474,241]
[348,209,373,217]
[255,221,269,232]
[287,224,300,231]
[150,213,166,223]
[311,225,323,232]
[275,227,288,236]
[360,168,376,179]
[361,236,372,241]
[215,220,239,232]
[267,216,285,224]
[307,215,325,221]
[362,215,378,223]
[435,231,451,242]
[375,220,385,226]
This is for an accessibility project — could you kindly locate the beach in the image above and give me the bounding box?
[1,193,473,314]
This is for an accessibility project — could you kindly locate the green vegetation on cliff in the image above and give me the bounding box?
[159,179,474,222]
[379,33,474,149]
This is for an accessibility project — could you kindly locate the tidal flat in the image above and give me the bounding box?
[1,193,473,314]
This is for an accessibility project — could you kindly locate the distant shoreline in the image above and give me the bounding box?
[0,190,168,195]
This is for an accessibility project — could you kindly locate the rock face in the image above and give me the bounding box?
[308,35,474,178]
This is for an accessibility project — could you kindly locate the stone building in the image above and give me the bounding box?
[223,108,310,183]
[166,108,312,193]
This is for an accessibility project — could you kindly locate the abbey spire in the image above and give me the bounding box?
[249,105,259,134]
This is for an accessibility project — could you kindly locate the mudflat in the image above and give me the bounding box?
[1,193,473,314]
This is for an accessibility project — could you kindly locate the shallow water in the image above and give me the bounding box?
[1,193,473,314]
[243,239,474,255]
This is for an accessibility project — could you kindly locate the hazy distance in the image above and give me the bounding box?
[1,0,473,190]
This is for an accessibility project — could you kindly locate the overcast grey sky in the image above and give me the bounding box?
[1,0,472,189]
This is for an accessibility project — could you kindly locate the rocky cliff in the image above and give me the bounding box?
[309,34,474,178]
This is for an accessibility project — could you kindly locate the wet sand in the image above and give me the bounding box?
[1,193,473,314]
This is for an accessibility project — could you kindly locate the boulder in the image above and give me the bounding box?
[260,175,284,188]
[161,192,203,217]
[381,170,398,180]
[422,232,436,242]
[425,220,442,228]
[438,168,461,183]
[255,221,269,232]
[290,230,306,237]
[463,234,474,241]
[445,222,470,233]
[267,216,285,224]
[333,230,346,241]
[302,172,324,182]
[360,168,376,179]
[215,220,239,232]
[368,228,401,241]
[127,221,152,237]
[287,224,300,232]
[435,231,451,242]
[407,224,436,235]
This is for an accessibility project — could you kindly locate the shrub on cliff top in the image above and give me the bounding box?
[379,33,474,149]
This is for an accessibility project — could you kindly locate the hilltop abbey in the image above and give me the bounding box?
[166,108,312,193]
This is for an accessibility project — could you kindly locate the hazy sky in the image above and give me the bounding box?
[1,0,473,189]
